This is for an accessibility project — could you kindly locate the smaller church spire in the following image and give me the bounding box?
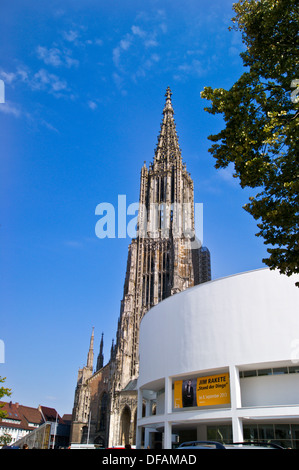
[96,332,104,371]
[110,338,116,361]
[87,327,94,370]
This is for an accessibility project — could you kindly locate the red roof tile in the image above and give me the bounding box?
[0,401,63,432]
[39,406,62,423]
[0,401,42,431]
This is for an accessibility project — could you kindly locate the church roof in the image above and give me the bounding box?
[122,379,138,392]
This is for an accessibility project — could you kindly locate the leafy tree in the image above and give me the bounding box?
[0,377,12,419]
[0,433,12,447]
[201,0,299,285]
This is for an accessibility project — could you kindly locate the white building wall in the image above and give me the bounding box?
[138,269,299,388]
[0,426,28,444]
[241,373,299,407]
[137,268,299,448]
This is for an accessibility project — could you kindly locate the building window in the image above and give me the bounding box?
[243,424,297,448]
[239,366,299,378]
[207,425,232,443]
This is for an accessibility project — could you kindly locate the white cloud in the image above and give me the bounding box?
[40,119,59,132]
[62,27,103,49]
[159,22,167,34]
[112,18,164,79]
[0,71,17,84]
[113,72,124,89]
[88,100,97,110]
[112,48,121,68]
[144,37,158,48]
[174,59,207,81]
[0,65,71,100]
[65,56,79,68]
[37,46,62,67]
[134,53,160,79]
[113,34,133,68]
[16,68,29,82]
[119,38,132,51]
[0,101,22,117]
[31,69,69,95]
[0,68,29,85]
[37,46,79,68]
[0,100,59,131]
[131,25,146,37]
[63,30,79,43]
[110,8,170,89]
[94,38,103,46]
[217,164,239,187]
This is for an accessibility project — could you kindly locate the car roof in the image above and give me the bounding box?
[178,440,283,450]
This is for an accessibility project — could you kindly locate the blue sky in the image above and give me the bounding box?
[0,0,269,416]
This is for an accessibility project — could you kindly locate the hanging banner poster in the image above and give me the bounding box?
[196,373,230,407]
[173,373,230,409]
[173,378,197,408]
[173,380,183,409]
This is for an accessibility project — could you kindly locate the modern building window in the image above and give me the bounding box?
[240,366,299,378]
[207,425,232,443]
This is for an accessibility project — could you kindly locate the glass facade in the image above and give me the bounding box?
[205,424,299,448]
[207,425,233,443]
[244,423,299,449]
[240,366,299,378]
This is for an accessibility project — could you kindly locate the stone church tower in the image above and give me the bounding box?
[70,88,211,448]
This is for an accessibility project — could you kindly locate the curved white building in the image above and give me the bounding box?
[136,268,299,449]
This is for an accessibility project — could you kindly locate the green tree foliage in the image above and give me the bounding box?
[0,433,12,447]
[0,377,12,419]
[201,0,299,285]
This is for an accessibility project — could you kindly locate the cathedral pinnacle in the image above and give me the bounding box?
[96,332,104,371]
[166,86,172,98]
[154,87,181,164]
[87,327,94,370]
[163,86,174,115]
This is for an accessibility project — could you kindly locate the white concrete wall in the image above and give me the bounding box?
[139,269,299,389]
[137,269,299,448]
[241,373,299,407]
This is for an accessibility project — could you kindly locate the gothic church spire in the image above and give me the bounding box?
[154,87,182,166]
[86,327,94,370]
[96,332,104,371]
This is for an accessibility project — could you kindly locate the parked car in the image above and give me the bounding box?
[224,442,284,449]
[177,440,284,449]
[178,441,226,449]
